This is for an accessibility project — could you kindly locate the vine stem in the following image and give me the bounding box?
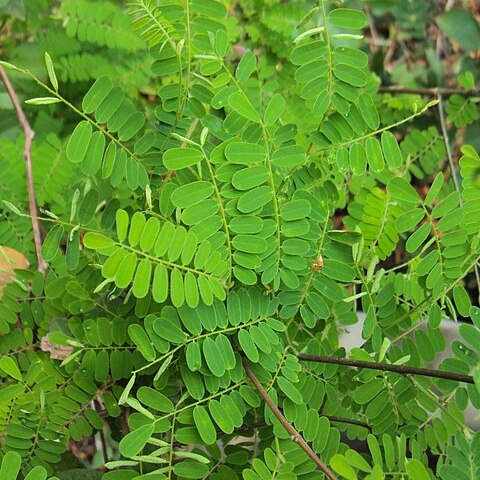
[296,354,475,384]
[242,358,338,480]
[379,85,479,97]
[0,66,47,273]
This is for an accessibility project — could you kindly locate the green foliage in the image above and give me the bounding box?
[1,1,480,480]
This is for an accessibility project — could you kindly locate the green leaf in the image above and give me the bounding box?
[0,61,24,72]
[119,423,154,458]
[345,449,372,473]
[238,330,259,362]
[329,8,367,30]
[170,267,185,307]
[365,137,384,173]
[41,224,63,261]
[232,235,267,254]
[128,324,155,361]
[25,97,61,105]
[44,51,58,92]
[405,223,431,253]
[232,166,269,190]
[280,199,311,221]
[203,337,225,377]
[208,399,234,433]
[381,131,403,169]
[0,451,22,480]
[388,177,419,204]
[405,459,431,480]
[171,181,214,208]
[264,93,285,126]
[119,374,137,406]
[354,378,383,404]
[66,121,93,164]
[184,272,200,308]
[116,209,129,242]
[174,451,210,464]
[153,317,187,344]
[425,172,444,205]
[163,147,203,169]
[82,75,113,113]
[453,285,471,317]
[186,341,202,371]
[271,146,306,168]
[191,0,226,18]
[330,454,357,480]
[350,143,367,175]
[334,64,366,87]
[236,51,256,82]
[24,466,48,480]
[137,386,174,413]
[173,461,210,478]
[128,211,146,247]
[0,357,22,381]
[114,252,137,288]
[397,209,425,232]
[83,232,115,250]
[276,376,302,404]
[225,142,265,165]
[237,186,272,213]
[431,191,460,218]
[228,92,261,123]
[193,406,217,444]
[152,264,169,303]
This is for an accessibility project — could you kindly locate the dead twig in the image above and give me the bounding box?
[242,358,338,480]
[0,66,47,273]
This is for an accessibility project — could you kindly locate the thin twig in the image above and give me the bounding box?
[379,85,479,97]
[297,354,475,384]
[242,358,338,480]
[326,416,371,432]
[438,95,461,193]
[235,416,371,434]
[93,400,109,464]
[364,4,378,53]
[437,93,480,295]
[0,66,47,273]
[98,428,109,464]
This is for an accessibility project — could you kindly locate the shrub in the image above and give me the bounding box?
[0,1,479,479]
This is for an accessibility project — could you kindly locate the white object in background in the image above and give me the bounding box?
[338,313,479,430]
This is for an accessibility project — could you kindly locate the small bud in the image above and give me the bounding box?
[310,255,323,272]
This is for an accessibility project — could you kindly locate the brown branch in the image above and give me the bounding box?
[326,416,371,432]
[232,416,371,434]
[297,354,475,384]
[0,66,47,273]
[242,358,338,480]
[379,85,479,97]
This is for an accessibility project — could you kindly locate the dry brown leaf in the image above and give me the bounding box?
[0,245,29,299]
[40,334,74,360]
